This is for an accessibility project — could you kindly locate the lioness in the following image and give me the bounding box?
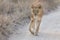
[29,1,43,36]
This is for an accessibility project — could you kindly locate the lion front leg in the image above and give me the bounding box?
[29,15,35,35]
[34,13,43,36]
[34,18,41,36]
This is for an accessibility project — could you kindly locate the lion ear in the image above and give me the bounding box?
[31,5,34,8]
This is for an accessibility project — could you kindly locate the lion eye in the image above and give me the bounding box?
[38,6,41,9]
[31,6,34,8]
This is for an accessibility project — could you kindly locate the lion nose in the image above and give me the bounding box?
[33,10,39,15]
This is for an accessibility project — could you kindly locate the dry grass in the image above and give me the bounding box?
[0,0,60,40]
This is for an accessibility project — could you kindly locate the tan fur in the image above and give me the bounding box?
[29,1,43,36]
